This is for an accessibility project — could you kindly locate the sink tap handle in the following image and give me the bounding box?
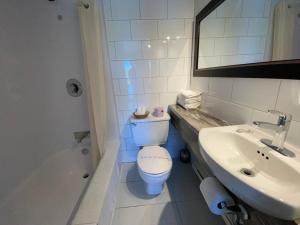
[267,110,292,126]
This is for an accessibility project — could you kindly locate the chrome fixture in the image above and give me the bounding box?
[73,130,90,143]
[253,110,292,156]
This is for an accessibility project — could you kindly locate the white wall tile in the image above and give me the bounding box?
[125,138,139,151]
[111,0,140,19]
[241,0,265,17]
[111,61,136,78]
[102,0,112,19]
[184,19,194,38]
[264,0,273,17]
[168,0,194,19]
[119,124,132,138]
[167,77,188,92]
[119,78,144,95]
[137,94,160,109]
[134,60,160,77]
[142,40,168,59]
[115,41,142,60]
[252,109,276,121]
[140,0,167,19]
[159,93,178,110]
[117,111,126,126]
[168,39,192,58]
[143,77,168,93]
[209,77,233,100]
[276,80,300,121]
[113,79,121,95]
[116,95,137,110]
[160,58,186,76]
[106,21,131,41]
[190,77,209,92]
[185,58,192,76]
[122,111,134,124]
[120,150,139,162]
[131,20,158,40]
[108,42,116,59]
[202,95,253,124]
[231,78,280,111]
[224,18,248,37]
[158,20,185,39]
[216,0,243,17]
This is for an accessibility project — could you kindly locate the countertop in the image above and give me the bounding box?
[168,104,229,133]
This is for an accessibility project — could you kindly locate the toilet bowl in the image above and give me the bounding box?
[137,146,172,195]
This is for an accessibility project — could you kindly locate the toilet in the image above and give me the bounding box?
[130,113,172,195]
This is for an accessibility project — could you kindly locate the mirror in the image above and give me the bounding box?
[193,0,300,79]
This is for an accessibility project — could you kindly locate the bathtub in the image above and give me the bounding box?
[0,145,93,225]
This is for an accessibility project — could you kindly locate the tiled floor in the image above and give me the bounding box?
[112,161,226,225]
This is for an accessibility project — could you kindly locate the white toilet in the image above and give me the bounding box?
[130,113,172,195]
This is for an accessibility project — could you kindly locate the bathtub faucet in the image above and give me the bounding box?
[73,130,90,143]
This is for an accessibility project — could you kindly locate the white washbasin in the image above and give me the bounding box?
[199,124,300,220]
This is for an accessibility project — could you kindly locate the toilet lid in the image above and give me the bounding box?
[137,146,172,175]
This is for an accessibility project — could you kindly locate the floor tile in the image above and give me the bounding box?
[176,200,226,225]
[120,163,142,183]
[112,202,181,225]
[116,181,172,208]
[169,161,200,183]
[167,162,202,202]
[167,177,202,202]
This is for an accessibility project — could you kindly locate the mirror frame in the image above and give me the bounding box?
[193,0,300,79]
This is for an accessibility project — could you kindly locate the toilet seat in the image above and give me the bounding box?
[137,146,172,175]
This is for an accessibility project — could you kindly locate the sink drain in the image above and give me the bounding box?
[240,168,255,177]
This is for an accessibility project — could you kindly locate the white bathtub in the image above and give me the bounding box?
[0,146,93,225]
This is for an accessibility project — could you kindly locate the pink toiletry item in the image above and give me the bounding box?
[152,107,164,117]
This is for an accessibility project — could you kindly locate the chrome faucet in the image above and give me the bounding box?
[253,110,292,156]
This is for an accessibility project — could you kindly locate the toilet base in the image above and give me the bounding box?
[145,182,164,195]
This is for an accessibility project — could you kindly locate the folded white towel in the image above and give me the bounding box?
[177,100,201,109]
[181,89,202,98]
[177,95,202,104]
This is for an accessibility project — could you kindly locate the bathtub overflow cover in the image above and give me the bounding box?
[66,79,82,97]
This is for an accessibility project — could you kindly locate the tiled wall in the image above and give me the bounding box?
[102,0,194,161]
[190,77,300,148]
[198,0,273,68]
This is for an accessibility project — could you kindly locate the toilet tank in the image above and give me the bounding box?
[130,113,170,147]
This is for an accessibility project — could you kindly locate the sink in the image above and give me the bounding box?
[199,124,300,220]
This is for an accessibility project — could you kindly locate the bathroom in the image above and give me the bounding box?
[0,0,299,224]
